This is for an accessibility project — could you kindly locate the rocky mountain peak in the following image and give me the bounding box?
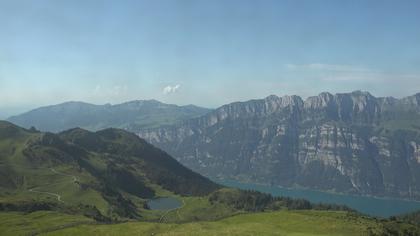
[138,91,420,201]
[350,90,373,97]
[377,97,398,109]
[263,95,303,112]
[304,92,334,109]
[349,91,377,112]
[280,95,304,108]
[401,93,420,107]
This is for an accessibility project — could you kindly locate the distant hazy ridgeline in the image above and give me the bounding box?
[7,100,211,132]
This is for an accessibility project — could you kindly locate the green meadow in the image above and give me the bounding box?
[2,209,417,236]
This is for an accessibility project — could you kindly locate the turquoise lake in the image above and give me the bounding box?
[216,179,420,218]
[147,197,182,210]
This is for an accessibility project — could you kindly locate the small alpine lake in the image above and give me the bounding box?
[215,179,420,218]
[147,197,182,211]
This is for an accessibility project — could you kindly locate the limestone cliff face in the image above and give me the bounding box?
[139,91,420,200]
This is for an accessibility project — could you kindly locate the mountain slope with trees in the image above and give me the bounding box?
[0,121,219,220]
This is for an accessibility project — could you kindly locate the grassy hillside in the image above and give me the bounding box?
[396,210,420,226]
[1,210,419,236]
[0,211,94,235]
[0,121,220,221]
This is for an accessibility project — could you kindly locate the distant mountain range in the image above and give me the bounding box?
[138,91,420,200]
[7,92,420,200]
[3,99,420,235]
[7,100,211,132]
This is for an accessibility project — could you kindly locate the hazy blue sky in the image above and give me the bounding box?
[1,0,420,118]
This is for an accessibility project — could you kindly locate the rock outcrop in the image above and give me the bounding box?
[139,91,420,200]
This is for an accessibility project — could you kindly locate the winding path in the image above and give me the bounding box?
[27,168,78,203]
[28,188,64,202]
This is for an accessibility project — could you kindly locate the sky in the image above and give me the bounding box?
[1,0,420,118]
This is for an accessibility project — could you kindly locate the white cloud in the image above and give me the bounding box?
[111,85,128,96]
[93,85,102,95]
[285,63,372,73]
[92,85,128,96]
[321,74,379,82]
[320,71,420,83]
[163,84,181,94]
[284,63,388,82]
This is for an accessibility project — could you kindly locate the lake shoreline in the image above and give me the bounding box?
[214,178,420,218]
[213,177,420,204]
[147,197,182,211]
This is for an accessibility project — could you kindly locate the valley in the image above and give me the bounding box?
[2,1,420,234]
[1,121,420,235]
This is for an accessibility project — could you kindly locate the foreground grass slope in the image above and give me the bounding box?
[0,211,93,235]
[1,210,418,236]
[47,211,380,236]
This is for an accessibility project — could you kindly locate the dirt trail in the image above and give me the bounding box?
[28,168,78,203]
[28,188,64,202]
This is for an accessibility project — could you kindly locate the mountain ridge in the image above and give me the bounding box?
[0,120,220,220]
[7,100,211,132]
[138,91,420,200]
[6,91,420,200]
